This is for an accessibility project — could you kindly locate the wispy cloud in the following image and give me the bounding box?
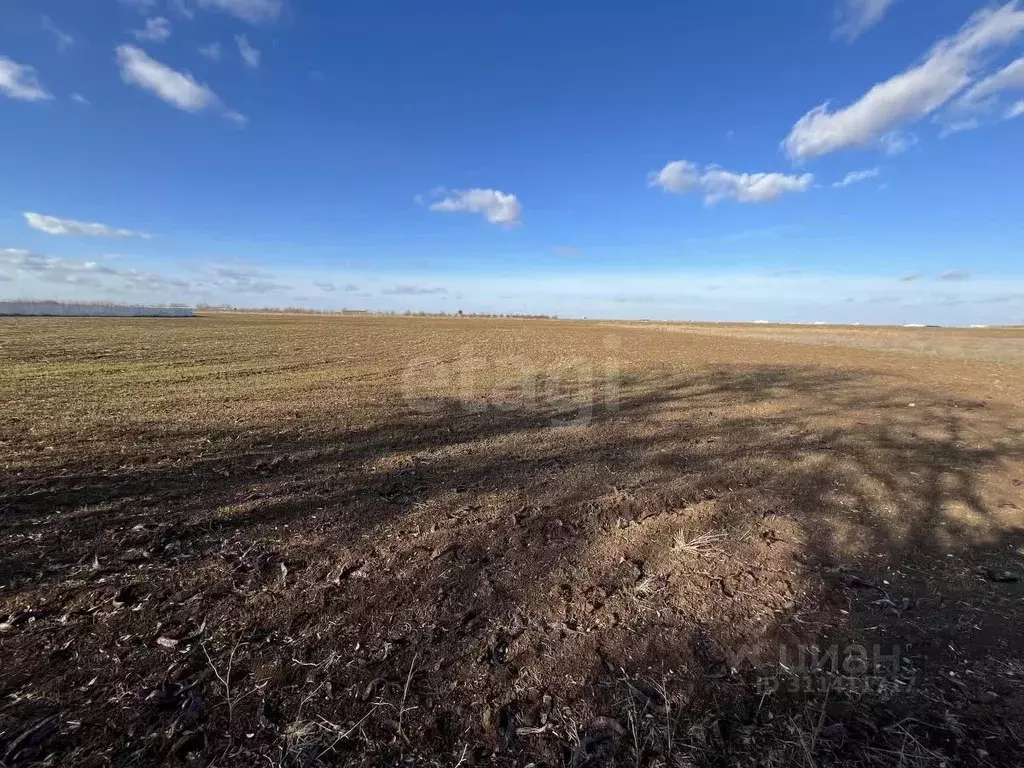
[199,42,222,61]
[834,0,897,42]
[235,34,261,68]
[899,271,924,282]
[119,0,158,12]
[953,57,1024,110]
[784,2,1024,160]
[196,0,283,23]
[0,248,188,292]
[41,16,75,53]
[134,17,172,43]
[833,167,881,188]
[0,249,297,296]
[424,188,522,226]
[71,93,90,105]
[941,56,1024,131]
[649,160,813,204]
[551,246,580,258]
[938,269,970,281]
[0,57,52,102]
[314,281,360,292]
[381,285,449,296]
[24,212,150,239]
[170,0,195,18]
[115,45,245,123]
[205,265,289,293]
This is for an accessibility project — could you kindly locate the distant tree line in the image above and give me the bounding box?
[196,303,558,320]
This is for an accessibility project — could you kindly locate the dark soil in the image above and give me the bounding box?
[2,314,1023,766]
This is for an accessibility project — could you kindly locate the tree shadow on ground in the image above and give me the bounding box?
[2,365,1024,766]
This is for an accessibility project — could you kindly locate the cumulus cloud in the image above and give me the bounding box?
[134,17,172,43]
[783,2,1024,160]
[0,57,52,102]
[649,160,813,204]
[833,167,881,187]
[196,0,283,23]
[115,45,244,123]
[24,212,149,238]
[648,160,701,194]
[426,188,522,226]
[835,0,898,42]
[235,34,261,68]
[199,42,222,61]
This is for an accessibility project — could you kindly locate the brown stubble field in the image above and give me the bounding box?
[1,313,1024,767]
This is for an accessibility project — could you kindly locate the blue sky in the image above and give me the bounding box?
[1,0,1022,324]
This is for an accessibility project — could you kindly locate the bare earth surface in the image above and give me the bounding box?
[1,314,1024,767]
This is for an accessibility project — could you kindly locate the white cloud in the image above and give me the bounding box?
[701,168,813,204]
[382,285,449,296]
[41,16,75,53]
[938,57,1024,131]
[0,57,52,102]
[426,188,522,226]
[879,130,918,155]
[649,160,701,194]
[946,57,1024,130]
[196,0,283,23]
[939,269,970,281]
[199,42,222,61]
[835,0,898,42]
[236,34,261,68]
[134,17,172,43]
[71,93,90,105]
[0,248,189,293]
[24,212,149,238]
[833,167,881,187]
[171,0,195,19]
[204,265,289,293]
[649,160,813,204]
[957,56,1024,106]
[119,0,158,12]
[938,118,981,136]
[783,2,1024,160]
[115,45,244,123]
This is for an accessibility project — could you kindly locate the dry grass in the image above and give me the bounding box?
[1,313,1023,766]
[620,321,1024,366]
